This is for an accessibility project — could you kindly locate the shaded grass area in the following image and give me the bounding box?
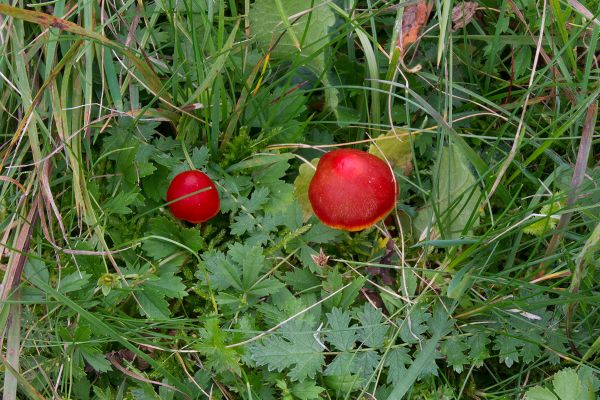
[0,0,598,399]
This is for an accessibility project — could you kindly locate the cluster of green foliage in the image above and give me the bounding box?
[0,0,598,399]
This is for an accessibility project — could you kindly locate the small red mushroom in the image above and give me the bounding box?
[308,149,397,231]
[166,170,220,224]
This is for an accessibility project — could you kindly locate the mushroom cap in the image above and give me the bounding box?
[308,149,397,231]
[167,170,220,224]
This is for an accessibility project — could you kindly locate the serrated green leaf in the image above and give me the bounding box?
[283,268,321,291]
[81,348,112,373]
[368,130,413,175]
[494,335,520,367]
[191,147,210,168]
[244,187,270,213]
[384,347,411,386]
[521,340,542,364]
[196,318,241,375]
[553,368,582,400]
[385,327,445,399]
[230,213,260,236]
[201,249,243,291]
[399,305,431,344]
[142,273,187,299]
[229,243,264,289]
[441,336,468,373]
[467,332,491,366]
[353,350,381,378]
[325,308,356,351]
[136,289,171,319]
[251,319,324,381]
[356,303,388,348]
[324,353,353,376]
[250,278,285,297]
[102,190,141,215]
[290,381,324,400]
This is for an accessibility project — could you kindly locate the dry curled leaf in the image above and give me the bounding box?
[452,2,478,31]
[398,0,433,52]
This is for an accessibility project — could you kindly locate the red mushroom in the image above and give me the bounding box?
[167,170,220,224]
[308,149,397,231]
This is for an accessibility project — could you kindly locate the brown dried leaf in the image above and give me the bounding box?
[452,2,478,31]
[398,0,433,52]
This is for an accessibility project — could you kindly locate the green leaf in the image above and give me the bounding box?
[553,368,582,400]
[249,0,337,113]
[399,305,431,344]
[514,45,532,78]
[196,318,241,375]
[201,243,272,293]
[249,0,334,62]
[142,273,187,299]
[520,340,542,364]
[494,334,520,367]
[59,272,91,294]
[251,318,324,381]
[293,159,318,220]
[102,189,141,215]
[440,336,468,373]
[191,147,210,169]
[523,201,562,236]
[467,332,491,367]
[325,308,356,351]
[142,217,205,259]
[324,352,354,376]
[525,387,558,400]
[80,348,112,373]
[368,130,414,175]
[415,145,482,239]
[244,187,270,213]
[384,326,445,399]
[356,303,388,348]
[136,289,171,319]
[525,367,599,400]
[352,350,381,378]
[290,381,324,400]
[384,348,411,386]
[283,268,321,291]
[24,259,49,283]
[229,242,266,290]
[201,249,243,291]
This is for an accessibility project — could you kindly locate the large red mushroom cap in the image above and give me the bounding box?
[167,170,220,224]
[308,149,397,231]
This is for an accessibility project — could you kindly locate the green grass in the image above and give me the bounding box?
[0,0,599,399]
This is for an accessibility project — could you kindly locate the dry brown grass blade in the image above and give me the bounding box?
[1,355,46,400]
[0,194,40,399]
[0,196,40,302]
[0,5,169,102]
